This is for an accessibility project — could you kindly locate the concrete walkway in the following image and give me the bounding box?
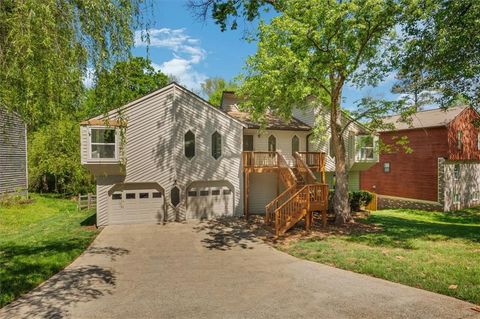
[1,219,479,319]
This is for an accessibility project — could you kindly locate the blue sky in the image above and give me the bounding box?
[131,0,400,110]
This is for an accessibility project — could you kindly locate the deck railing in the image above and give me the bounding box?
[242,151,278,168]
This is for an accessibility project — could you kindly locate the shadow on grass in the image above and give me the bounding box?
[347,213,480,249]
[193,217,266,251]
[1,265,115,319]
[80,212,96,227]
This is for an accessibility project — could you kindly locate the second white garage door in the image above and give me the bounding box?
[108,183,165,225]
[186,181,234,219]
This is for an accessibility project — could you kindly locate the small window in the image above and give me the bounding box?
[243,135,254,151]
[472,191,479,201]
[171,186,180,207]
[453,193,460,204]
[112,193,122,200]
[188,190,197,197]
[268,135,276,153]
[185,130,195,159]
[383,162,391,173]
[126,193,136,199]
[292,135,299,155]
[211,189,220,196]
[223,189,232,195]
[152,192,162,198]
[139,193,149,199]
[212,131,222,159]
[454,164,460,180]
[200,190,209,196]
[457,130,463,150]
[90,128,116,159]
[477,132,480,150]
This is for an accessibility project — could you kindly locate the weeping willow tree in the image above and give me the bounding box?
[0,0,152,129]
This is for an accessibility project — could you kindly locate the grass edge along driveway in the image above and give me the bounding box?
[279,208,480,305]
[0,194,98,307]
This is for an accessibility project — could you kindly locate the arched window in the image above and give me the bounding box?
[211,131,222,159]
[268,135,276,153]
[292,135,299,155]
[170,186,180,207]
[184,130,195,159]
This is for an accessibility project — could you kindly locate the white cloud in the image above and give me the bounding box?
[135,28,207,91]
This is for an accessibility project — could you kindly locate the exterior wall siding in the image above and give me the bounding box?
[0,108,27,194]
[443,160,480,211]
[83,84,245,225]
[447,107,480,160]
[360,127,449,202]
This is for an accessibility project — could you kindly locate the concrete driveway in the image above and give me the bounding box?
[1,219,479,319]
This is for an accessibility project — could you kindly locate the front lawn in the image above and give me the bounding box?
[279,208,480,304]
[0,194,98,307]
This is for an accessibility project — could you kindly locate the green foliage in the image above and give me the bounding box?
[328,190,374,212]
[399,0,480,106]
[28,119,94,195]
[84,57,169,116]
[0,194,98,307]
[0,0,150,129]
[201,77,238,107]
[280,208,480,304]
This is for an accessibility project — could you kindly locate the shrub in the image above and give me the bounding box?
[328,190,374,212]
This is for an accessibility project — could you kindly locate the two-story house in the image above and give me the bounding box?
[80,82,377,234]
[0,108,28,195]
[360,105,480,211]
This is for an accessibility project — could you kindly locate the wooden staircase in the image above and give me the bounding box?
[265,152,328,236]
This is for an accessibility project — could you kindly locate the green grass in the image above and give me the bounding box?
[280,208,480,304]
[0,194,98,307]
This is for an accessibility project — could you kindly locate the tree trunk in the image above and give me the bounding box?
[330,81,352,225]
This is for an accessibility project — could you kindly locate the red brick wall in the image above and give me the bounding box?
[447,108,480,160]
[360,127,449,202]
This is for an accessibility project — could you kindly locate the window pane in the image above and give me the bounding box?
[152,192,162,198]
[112,193,122,200]
[268,135,276,152]
[212,131,222,159]
[91,144,116,159]
[188,190,197,197]
[185,130,195,159]
[292,135,299,154]
[211,189,220,196]
[200,190,209,196]
[171,186,180,207]
[243,135,254,151]
[126,193,136,199]
[91,129,115,143]
[139,193,149,199]
[223,189,232,195]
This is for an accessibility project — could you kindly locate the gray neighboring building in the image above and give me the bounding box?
[0,108,28,195]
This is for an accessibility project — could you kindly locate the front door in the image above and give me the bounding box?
[243,135,254,151]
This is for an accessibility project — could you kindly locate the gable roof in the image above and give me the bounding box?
[382,105,469,131]
[226,110,311,131]
[81,82,247,128]
[220,91,311,131]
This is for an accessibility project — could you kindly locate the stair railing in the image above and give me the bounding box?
[294,152,318,184]
[277,152,297,188]
[265,184,298,224]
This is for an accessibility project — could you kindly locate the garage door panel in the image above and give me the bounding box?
[186,182,234,219]
[108,187,164,225]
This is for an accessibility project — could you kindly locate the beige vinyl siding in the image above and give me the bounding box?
[0,108,27,194]
[324,171,360,192]
[248,172,278,214]
[86,84,245,224]
[243,129,309,165]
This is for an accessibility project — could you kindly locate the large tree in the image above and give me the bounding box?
[0,0,150,128]
[201,77,238,106]
[83,56,169,117]
[210,0,405,224]
[399,0,480,106]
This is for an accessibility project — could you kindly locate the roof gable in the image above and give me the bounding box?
[382,106,469,131]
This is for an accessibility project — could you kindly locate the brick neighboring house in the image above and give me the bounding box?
[360,105,480,211]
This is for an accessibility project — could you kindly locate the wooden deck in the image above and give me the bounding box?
[243,151,329,235]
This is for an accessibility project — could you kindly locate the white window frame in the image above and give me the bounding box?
[356,135,375,161]
[453,164,460,180]
[472,191,479,201]
[477,132,480,150]
[87,126,119,161]
[383,162,391,173]
[453,193,460,204]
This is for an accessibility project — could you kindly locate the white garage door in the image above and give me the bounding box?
[108,184,165,225]
[186,181,234,219]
